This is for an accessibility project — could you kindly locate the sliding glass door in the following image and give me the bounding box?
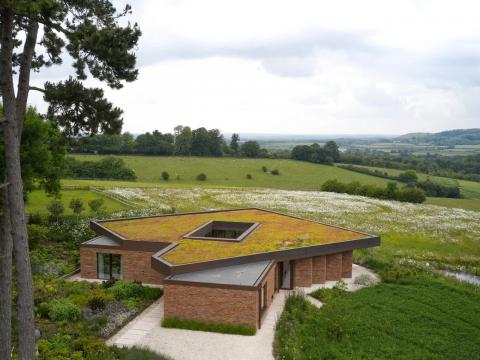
[97,253,123,280]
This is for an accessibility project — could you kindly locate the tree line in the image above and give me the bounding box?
[70,127,274,158]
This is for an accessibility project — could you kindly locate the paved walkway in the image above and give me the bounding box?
[107,264,378,360]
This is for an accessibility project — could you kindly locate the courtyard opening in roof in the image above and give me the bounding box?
[184,220,260,242]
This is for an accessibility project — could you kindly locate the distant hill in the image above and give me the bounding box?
[395,128,480,145]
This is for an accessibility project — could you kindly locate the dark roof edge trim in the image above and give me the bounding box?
[154,236,380,275]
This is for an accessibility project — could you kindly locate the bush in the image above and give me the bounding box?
[28,224,48,248]
[196,173,207,181]
[88,199,105,214]
[310,280,347,303]
[162,317,256,336]
[102,278,117,289]
[69,198,84,214]
[65,156,137,180]
[161,171,170,181]
[87,296,107,312]
[270,169,280,175]
[28,211,43,225]
[48,299,81,321]
[246,173,252,179]
[108,281,145,300]
[47,199,64,221]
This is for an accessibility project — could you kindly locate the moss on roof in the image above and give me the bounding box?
[100,209,367,265]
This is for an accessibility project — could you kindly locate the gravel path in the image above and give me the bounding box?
[107,264,378,360]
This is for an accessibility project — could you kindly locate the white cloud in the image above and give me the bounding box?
[28,0,480,134]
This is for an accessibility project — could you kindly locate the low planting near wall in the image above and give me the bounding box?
[162,317,256,336]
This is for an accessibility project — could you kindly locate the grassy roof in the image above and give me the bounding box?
[100,209,367,265]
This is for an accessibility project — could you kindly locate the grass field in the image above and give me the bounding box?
[26,189,130,215]
[66,154,480,211]
[71,154,397,190]
[340,163,480,200]
[275,276,480,360]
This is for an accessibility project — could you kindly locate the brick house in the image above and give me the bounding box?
[80,208,380,329]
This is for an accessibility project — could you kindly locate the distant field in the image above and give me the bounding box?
[343,164,480,200]
[70,154,397,190]
[426,197,480,211]
[347,142,480,156]
[26,189,130,215]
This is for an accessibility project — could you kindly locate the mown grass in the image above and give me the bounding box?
[162,317,256,336]
[274,276,480,360]
[70,154,396,190]
[25,189,130,215]
[426,196,480,211]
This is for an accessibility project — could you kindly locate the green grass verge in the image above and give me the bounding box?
[274,275,480,360]
[109,346,170,360]
[162,317,256,336]
[70,154,397,190]
[25,189,130,215]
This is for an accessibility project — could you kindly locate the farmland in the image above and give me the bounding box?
[70,154,397,189]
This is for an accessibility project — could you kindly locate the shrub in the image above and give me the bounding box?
[27,224,49,248]
[69,198,84,214]
[102,278,117,289]
[47,200,64,221]
[28,211,43,225]
[48,299,81,321]
[270,169,280,175]
[196,173,207,181]
[310,280,347,303]
[88,199,105,214]
[353,273,377,287]
[261,166,268,172]
[246,173,252,179]
[161,171,170,181]
[87,296,107,312]
[162,317,256,336]
[37,302,50,318]
[108,280,145,300]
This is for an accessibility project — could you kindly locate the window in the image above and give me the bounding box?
[184,221,260,242]
[260,284,267,310]
[97,253,123,280]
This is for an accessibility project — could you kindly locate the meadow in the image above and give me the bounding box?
[71,154,397,189]
[275,276,480,360]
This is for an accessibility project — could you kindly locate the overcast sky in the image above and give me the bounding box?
[30,0,480,135]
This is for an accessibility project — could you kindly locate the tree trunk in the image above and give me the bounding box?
[0,9,36,360]
[0,188,13,359]
[4,123,36,360]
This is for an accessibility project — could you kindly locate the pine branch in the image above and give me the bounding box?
[28,86,45,93]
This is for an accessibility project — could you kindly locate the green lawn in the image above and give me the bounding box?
[26,189,130,215]
[275,276,480,360]
[70,154,397,190]
[426,197,480,211]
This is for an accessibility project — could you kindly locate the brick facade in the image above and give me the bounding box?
[164,264,277,328]
[312,255,326,284]
[342,250,353,278]
[326,253,343,281]
[80,246,165,285]
[294,257,313,287]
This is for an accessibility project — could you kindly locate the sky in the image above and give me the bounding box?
[29,0,480,135]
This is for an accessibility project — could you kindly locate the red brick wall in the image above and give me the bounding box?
[80,246,164,285]
[164,284,258,327]
[164,264,277,328]
[312,255,326,284]
[326,253,343,281]
[294,257,313,287]
[342,250,353,278]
